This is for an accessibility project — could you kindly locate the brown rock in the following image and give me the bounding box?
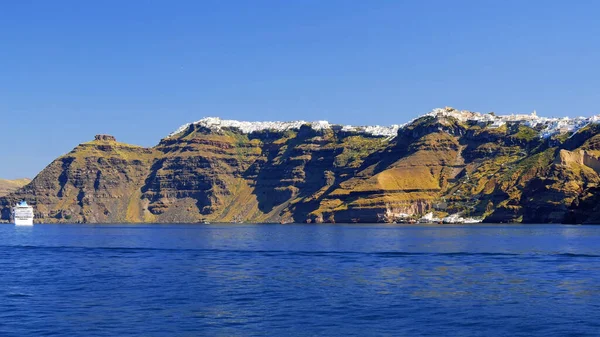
[95,135,116,142]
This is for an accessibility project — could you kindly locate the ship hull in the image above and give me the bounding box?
[15,218,34,226]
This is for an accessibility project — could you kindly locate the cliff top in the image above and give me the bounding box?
[168,117,401,139]
[168,107,600,140]
[84,135,145,149]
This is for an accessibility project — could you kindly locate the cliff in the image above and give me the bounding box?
[2,107,600,224]
[0,136,158,223]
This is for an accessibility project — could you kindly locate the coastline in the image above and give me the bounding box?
[1,221,594,225]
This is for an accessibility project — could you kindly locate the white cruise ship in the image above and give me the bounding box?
[13,200,34,226]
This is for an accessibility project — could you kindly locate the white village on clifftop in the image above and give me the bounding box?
[168,107,600,140]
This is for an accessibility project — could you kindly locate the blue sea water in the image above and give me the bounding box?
[0,224,599,336]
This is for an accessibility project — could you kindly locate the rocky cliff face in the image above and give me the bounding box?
[3,107,600,224]
[0,137,158,223]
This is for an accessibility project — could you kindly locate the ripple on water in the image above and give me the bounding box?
[0,224,599,336]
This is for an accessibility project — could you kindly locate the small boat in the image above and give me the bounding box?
[13,200,34,226]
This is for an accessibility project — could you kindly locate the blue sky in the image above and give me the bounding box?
[2,0,600,178]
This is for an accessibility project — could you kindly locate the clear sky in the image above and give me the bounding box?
[2,0,600,179]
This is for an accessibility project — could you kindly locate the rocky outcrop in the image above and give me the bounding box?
[2,108,600,224]
[94,134,117,142]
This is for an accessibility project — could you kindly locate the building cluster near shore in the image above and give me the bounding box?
[382,206,482,224]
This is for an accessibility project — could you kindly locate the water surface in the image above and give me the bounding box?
[1,224,599,336]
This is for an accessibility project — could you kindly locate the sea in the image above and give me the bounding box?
[0,223,599,336]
